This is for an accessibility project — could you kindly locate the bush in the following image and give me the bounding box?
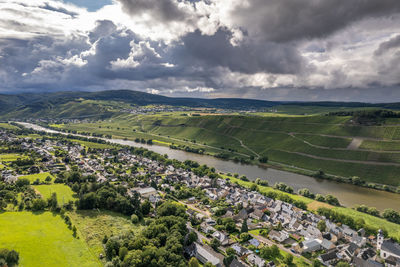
[131,214,139,224]
[0,248,19,267]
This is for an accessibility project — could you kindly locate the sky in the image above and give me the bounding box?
[0,0,399,102]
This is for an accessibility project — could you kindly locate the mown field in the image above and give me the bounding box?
[19,172,55,183]
[54,113,400,186]
[33,184,76,204]
[0,153,27,162]
[0,212,101,267]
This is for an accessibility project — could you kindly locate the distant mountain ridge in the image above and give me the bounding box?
[0,89,399,119]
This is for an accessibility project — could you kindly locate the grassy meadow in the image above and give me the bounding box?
[0,212,101,267]
[68,210,144,257]
[33,184,76,204]
[19,172,55,183]
[0,153,27,162]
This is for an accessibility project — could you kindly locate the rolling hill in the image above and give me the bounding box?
[1,89,400,119]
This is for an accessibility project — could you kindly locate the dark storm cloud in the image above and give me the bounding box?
[375,35,400,56]
[118,0,188,22]
[175,29,305,74]
[232,0,400,42]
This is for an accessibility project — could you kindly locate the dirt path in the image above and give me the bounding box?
[347,138,363,150]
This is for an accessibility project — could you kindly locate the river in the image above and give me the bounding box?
[18,122,400,211]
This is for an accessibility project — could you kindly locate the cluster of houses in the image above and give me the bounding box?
[2,130,400,266]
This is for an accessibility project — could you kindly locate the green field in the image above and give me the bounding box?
[0,153,27,162]
[33,184,76,204]
[68,210,143,257]
[0,212,101,267]
[70,139,116,149]
[360,140,400,151]
[0,122,20,130]
[19,172,55,183]
[54,113,400,186]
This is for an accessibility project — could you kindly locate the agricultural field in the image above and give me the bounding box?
[19,172,55,183]
[360,140,400,151]
[0,212,101,267]
[0,122,20,130]
[70,139,116,149]
[33,184,76,204]
[68,210,143,257]
[54,113,400,186]
[0,153,27,162]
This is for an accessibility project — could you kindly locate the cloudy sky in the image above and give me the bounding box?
[0,0,399,102]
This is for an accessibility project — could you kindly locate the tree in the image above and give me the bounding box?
[210,238,221,251]
[119,247,128,261]
[317,220,326,232]
[223,254,235,266]
[45,176,52,183]
[226,248,236,256]
[131,214,139,224]
[187,231,198,245]
[270,245,280,257]
[283,254,293,265]
[241,220,248,233]
[0,249,19,267]
[259,156,268,163]
[240,233,251,242]
[72,225,77,237]
[48,192,58,211]
[312,259,322,267]
[189,257,200,267]
[250,183,258,191]
[383,209,400,224]
[336,262,351,267]
[32,198,47,211]
[141,200,151,216]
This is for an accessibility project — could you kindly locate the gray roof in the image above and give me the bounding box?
[382,240,400,257]
[353,257,384,267]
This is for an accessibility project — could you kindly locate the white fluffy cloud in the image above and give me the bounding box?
[0,0,399,101]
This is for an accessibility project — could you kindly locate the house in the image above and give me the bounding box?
[353,257,384,267]
[212,231,229,246]
[234,209,248,222]
[302,239,321,253]
[345,243,359,258]
[249,238,260,248]
[320,239,335,251]
[229,258,248,267]
[377,230,400,261]
[132,187,157,198]
[269,230,289,243]
[385,256,400,267]
[191,242,223,267]
[318,250,338,266]
[247,253,265,267]
[231,243,251,256]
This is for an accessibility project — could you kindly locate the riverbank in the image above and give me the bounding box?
[42,121,400,195]
[16,122,400,212]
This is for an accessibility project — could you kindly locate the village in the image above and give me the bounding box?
[1,129,400,267]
